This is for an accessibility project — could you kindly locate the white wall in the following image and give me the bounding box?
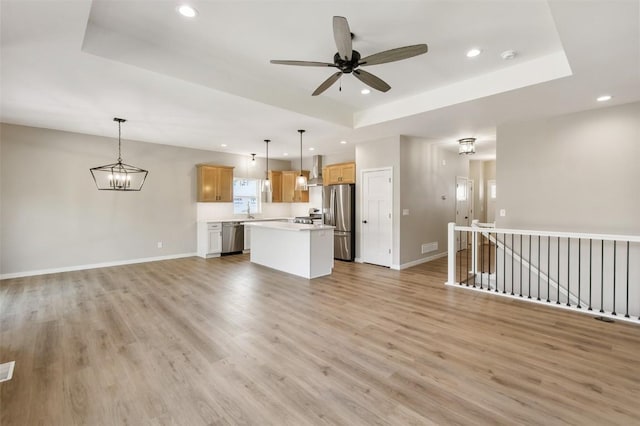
[497,101,640,234]
[355,136,401,266]
[399,136,468,266]
[0,123,291,276]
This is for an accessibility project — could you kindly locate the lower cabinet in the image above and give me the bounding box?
[197,222,222,258]
[243,225,251,253]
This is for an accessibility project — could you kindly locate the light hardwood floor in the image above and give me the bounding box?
[1,255,639,425]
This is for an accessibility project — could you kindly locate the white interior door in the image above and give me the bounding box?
[361,168,392,267]
[455,176,470,250]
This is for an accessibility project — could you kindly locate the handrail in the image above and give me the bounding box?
[455,225,640,243]
[446,222,639,324]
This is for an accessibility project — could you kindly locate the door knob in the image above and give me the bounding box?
[363,220,367,224]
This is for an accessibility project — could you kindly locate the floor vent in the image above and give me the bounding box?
[0,361,15,382]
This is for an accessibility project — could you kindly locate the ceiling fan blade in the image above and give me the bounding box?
[333,16,352,61]
[312,72,342,96]
[270,60,336,67]
[359,44,428,66]
[353,69,391,92]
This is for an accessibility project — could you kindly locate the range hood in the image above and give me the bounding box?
[307,155,323,186]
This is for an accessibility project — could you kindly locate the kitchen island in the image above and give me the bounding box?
[246,222,334,279]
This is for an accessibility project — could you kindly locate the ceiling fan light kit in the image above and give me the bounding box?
[271,16,428,96]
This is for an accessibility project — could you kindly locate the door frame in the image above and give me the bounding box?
[358,166,393,267]
[455,176,472,251]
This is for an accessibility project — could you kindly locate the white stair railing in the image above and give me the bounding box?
[447,222,640,324]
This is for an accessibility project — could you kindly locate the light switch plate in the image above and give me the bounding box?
[499,209,506,217]
[403,209,409,216]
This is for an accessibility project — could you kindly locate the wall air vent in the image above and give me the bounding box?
[421,242,438,254]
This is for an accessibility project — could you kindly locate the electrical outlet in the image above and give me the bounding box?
[157,241,163,249]
[403,209,410,216]
[499,209,506,217]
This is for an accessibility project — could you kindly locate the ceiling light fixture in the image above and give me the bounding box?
[361,88,371,95]
[221,144,227,147]
[262,140,272,202]
[295,130,308,191]
[500,50,517,60]
[309,147,315,151]
[283,153,288,156]
[250,153,257,166]
[90,118,148,191]
[466,48,481,58]
[177,5,198,18]
[340,140,347,144]
[597,95,612,102]
[458,138,476,155]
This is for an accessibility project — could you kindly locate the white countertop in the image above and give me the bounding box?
[198,217,291,223]
[246,221,334,232]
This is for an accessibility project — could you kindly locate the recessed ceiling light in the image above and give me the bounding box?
[466,48,481,58]
[177,5,198,18]
[309,147,315,151]
[597,95,612,102]
[283,153,288,156]
[500,50,517,60]
[340,140,347,144]
[220,144,227,147]
[361,88,371,95]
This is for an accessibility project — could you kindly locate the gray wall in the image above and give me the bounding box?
[0,123,289,276]
[497,101,640,234]
[400,136,467,266]
[355,136,401,266]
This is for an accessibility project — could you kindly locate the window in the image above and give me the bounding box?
[233,178,261,214]
[488,180,497,199]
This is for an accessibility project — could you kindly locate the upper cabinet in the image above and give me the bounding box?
[268,170,283,203]
[281,170,310,203]
[197,164,234,202]
[323,162,356,185]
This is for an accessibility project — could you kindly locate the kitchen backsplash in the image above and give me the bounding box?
[197,186,323,221]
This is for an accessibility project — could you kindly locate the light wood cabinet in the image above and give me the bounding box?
[268,170,283,203]
[196,165,234,202]
[322,162,355,185]
[281,170,310,203]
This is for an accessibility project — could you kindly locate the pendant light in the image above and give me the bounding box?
[250,153,257,166]
[294,129,308,191]
[90,118,148,191]
[262,139,272,202]
[458,137,476,155]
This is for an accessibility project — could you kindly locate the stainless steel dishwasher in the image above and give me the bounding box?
[221,222,244,254]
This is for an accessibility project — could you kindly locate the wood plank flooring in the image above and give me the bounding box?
[1,255,639,425]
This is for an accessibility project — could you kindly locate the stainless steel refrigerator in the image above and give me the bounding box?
[323,184,355,261]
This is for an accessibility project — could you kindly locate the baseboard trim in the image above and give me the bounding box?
[397,252,447,270]
[0,252,197,280]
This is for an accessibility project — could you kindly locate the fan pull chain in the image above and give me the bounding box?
[339,75,342,92]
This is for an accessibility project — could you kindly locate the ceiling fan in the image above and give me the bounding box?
[270,16,428,96]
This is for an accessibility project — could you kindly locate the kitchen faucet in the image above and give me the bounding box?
[247,201,254,219]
